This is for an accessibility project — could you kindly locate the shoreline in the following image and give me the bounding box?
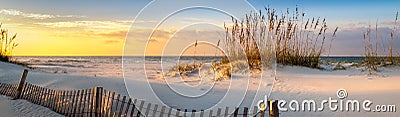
[0,60,400,116]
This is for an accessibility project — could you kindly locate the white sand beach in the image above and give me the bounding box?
[0,61,400,116]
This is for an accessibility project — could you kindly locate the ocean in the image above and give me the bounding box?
[12,56,366,78]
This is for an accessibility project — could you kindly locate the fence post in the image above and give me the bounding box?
[243,107,248,116]
[233,107,238,117]
[95,87,103,117]
[268,100,279,117]
[15,69,28,99]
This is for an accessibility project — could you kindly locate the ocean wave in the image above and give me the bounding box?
[47,59,91,63]
[32,63,86,68]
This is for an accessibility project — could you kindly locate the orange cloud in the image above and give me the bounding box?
[97,31,127,38]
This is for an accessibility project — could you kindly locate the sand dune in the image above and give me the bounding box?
[0,61,399,116]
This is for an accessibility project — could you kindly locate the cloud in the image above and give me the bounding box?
[131,20,157,23]
[0,9,85,20]
[35,21,132,39]
[329,26,400,56]
[104,40,120,44]
[35,20,130,29]
[124,28,177,44]
[151,29,173,41]
[340,20,400,32]
[381,20,400,26]
[181,17,213,23]
[24,20,132,42]
[97,31,127,38]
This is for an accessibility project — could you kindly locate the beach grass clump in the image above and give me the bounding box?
[362,11,398,74]
[0,23,18,62]
[166,61,233,81]
[391,11,398,65]
[362,24,380,73]
[167,63,202,77]
[389,11,399,65]
[211,61,232,81]
[223,7,338,69]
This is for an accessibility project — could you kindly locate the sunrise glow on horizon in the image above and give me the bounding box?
[0,0,399,56]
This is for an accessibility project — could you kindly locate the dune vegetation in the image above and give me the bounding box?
[362,11,399,75]
[167,6,340,80]
[166,8,399,80]
[223,7,338,70]
[0,23,19,62]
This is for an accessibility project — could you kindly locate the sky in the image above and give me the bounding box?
[0,0,399,56]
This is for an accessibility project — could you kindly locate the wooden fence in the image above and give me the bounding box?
[0,69,279,117]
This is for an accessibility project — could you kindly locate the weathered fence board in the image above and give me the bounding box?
[0,70,280,117]
[118,96,126,117]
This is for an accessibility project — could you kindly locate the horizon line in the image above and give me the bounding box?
[11,55,373,57]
